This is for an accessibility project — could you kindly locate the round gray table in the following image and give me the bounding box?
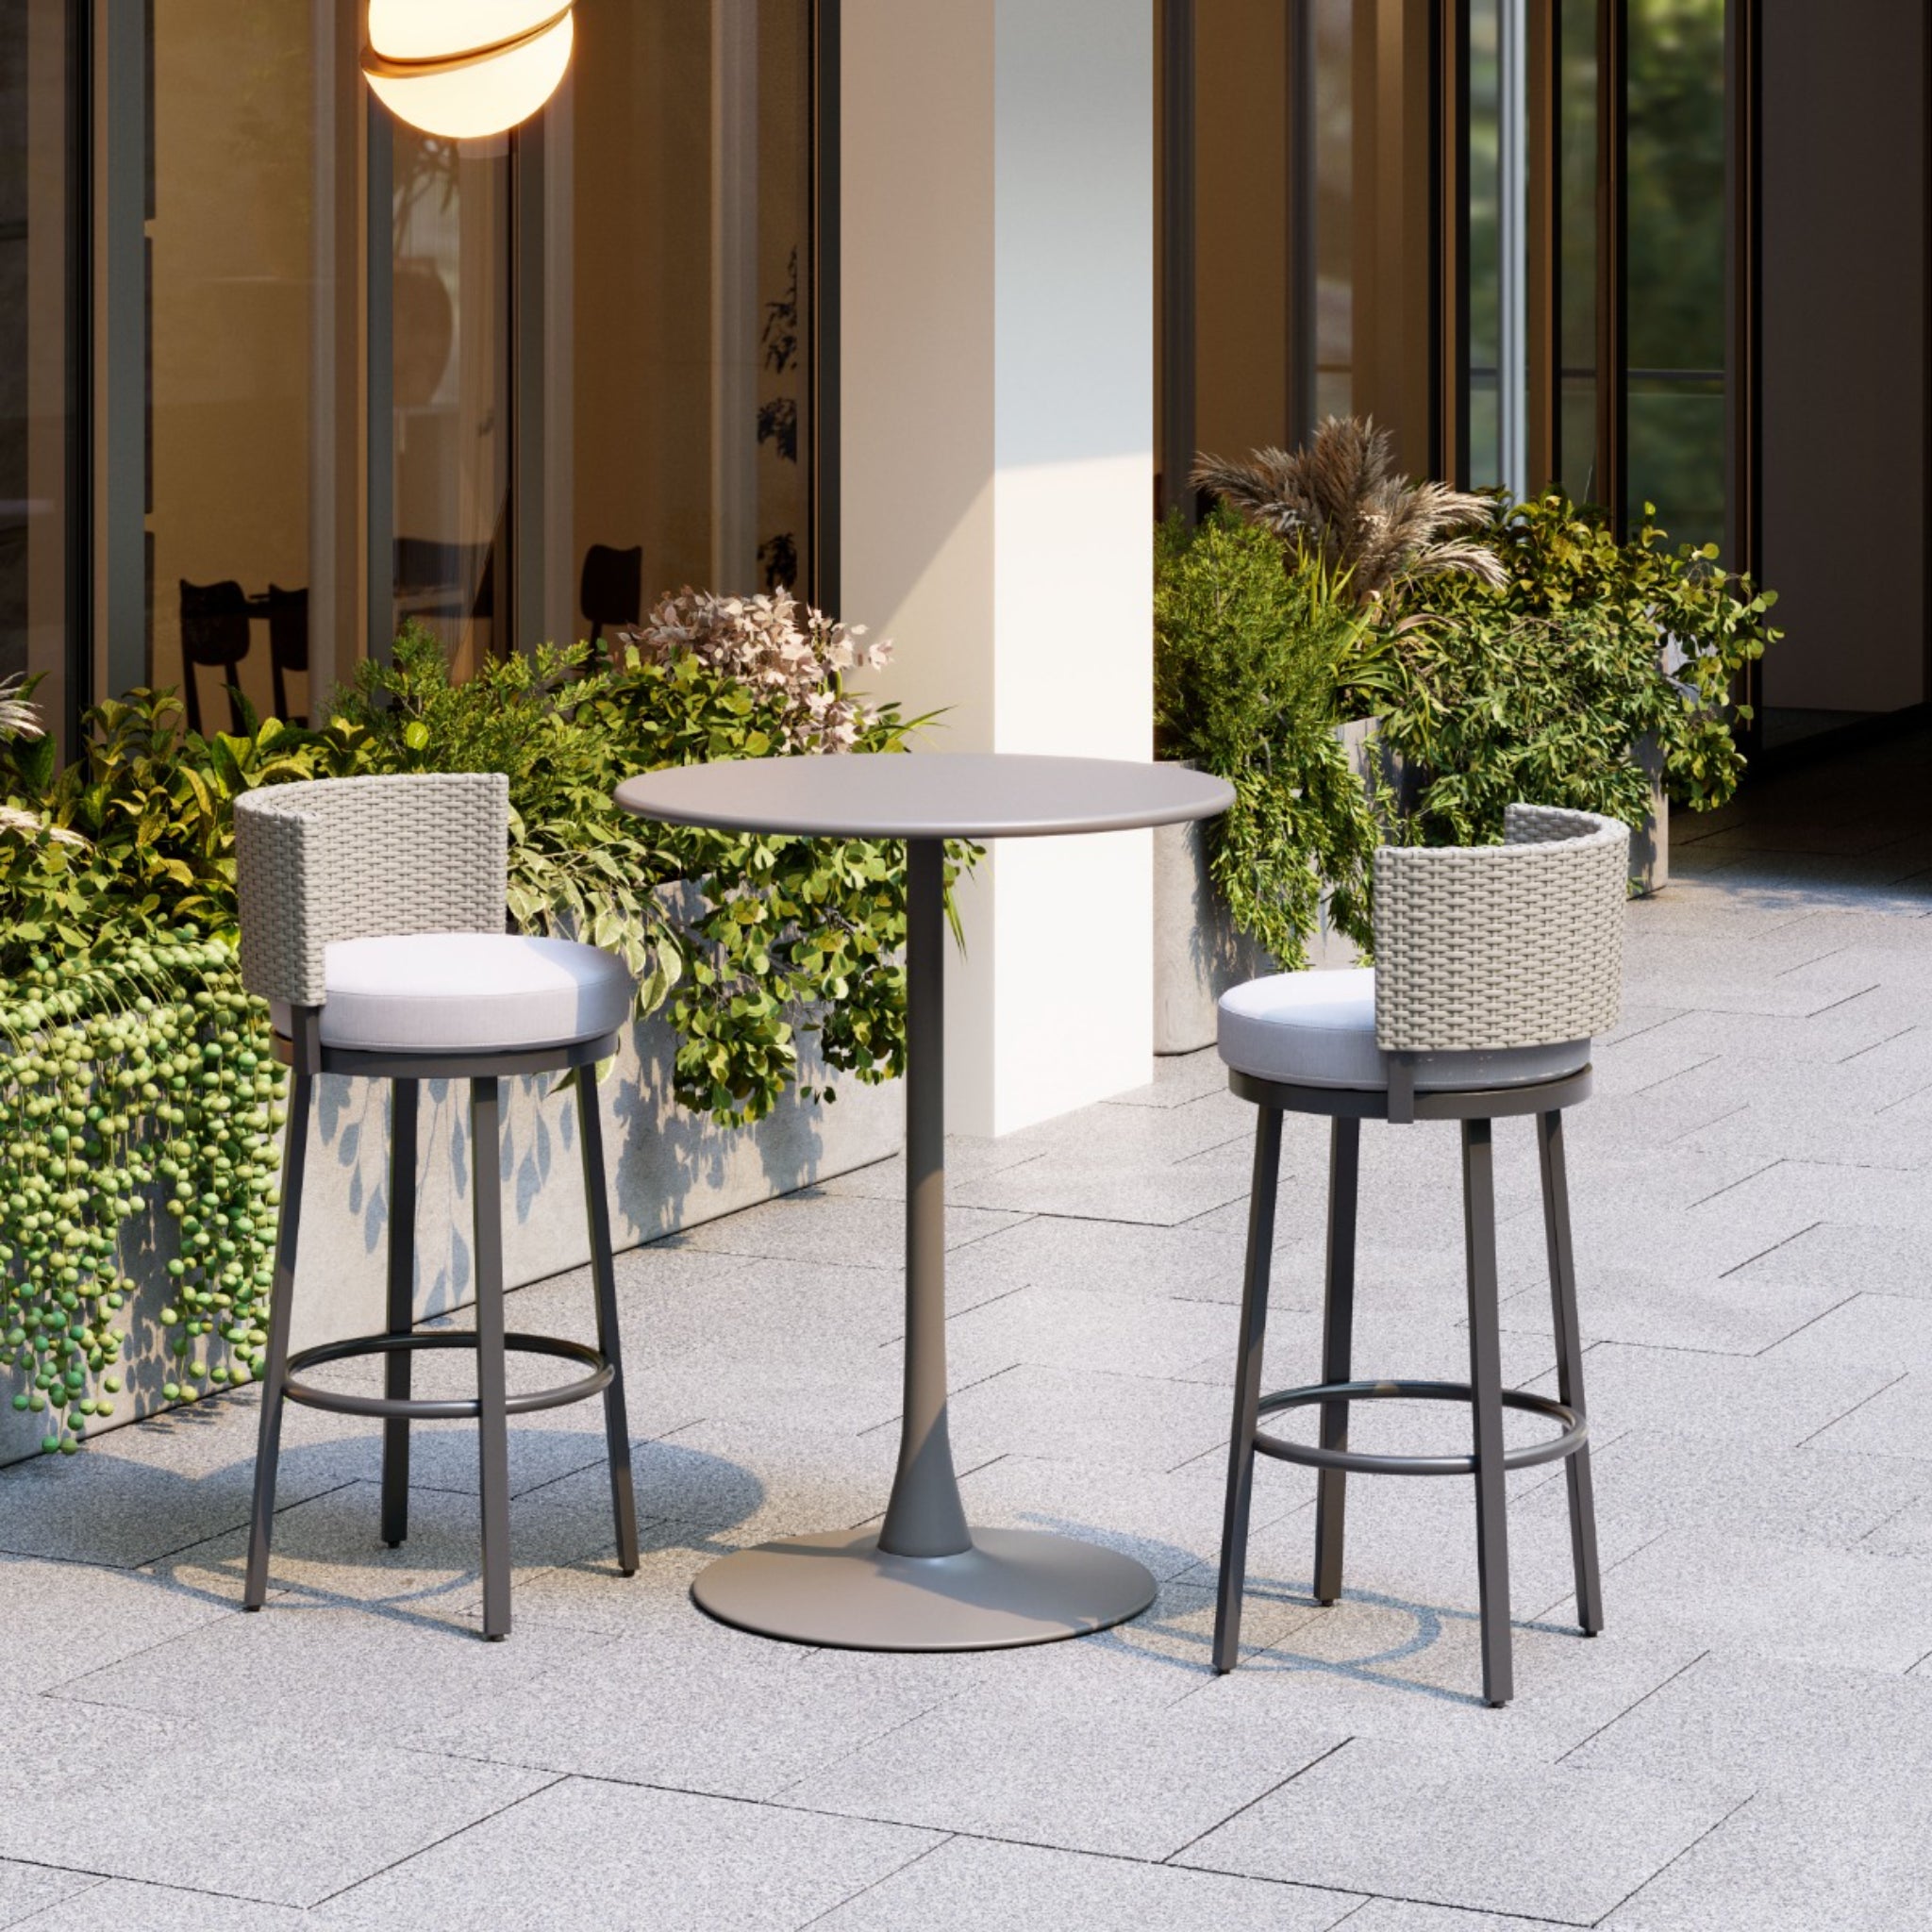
[615,752,1235,1651]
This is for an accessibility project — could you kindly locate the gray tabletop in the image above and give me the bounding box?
[613,752,1234,841]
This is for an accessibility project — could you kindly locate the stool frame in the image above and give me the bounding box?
[1213,1064,1603,1707]
[242,1007,639,1640]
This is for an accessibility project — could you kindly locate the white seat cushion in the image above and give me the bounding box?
[275,933,635,1053]
[1217,967,1587,1092]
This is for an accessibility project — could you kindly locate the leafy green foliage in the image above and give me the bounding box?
[1155,511,1382,963]
[0,614,926,1449]
[1358,491,1778,847]
[331,624,925,1121]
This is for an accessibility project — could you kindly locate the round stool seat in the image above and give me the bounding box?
[1217,967,1588,1093]
[274,932,635,1053]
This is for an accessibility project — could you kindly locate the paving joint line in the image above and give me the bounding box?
[1795,1370,1910,1448]
[308,1770,571,1909]
[793,1832,959,1928]
[1750,1292,1859,1358]
[1554,1647,1712,1763]
[1718,1219,1824,1280]
[1587,1790,1757,1928]
[1159,1735,1355,1864]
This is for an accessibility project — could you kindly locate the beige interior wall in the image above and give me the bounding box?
[1191,0,1290,465]
[571,0,714,617]
[147,0,313,724]
[1357,0,1437,477]
[1758,0,1926,717]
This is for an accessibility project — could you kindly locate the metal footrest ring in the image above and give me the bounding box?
[282,1331,613,1422]
[1252,1378,1585,1477]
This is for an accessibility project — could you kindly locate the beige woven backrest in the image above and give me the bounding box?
[233,774,508,1008]
[1374,804,1629,1054]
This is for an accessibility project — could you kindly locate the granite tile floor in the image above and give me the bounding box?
[4,727,1932,1929]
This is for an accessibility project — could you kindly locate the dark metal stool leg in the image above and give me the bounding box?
[1461,1117,1513,1706]
[1539,1108,1604,1635]
[380,1079,419,1548]
[1215,1106,1283,1674]
[472,1076,513,1640]
[244,1067,313,1610]
[576,1065,639,1574]
[1313,1117,1360,1606]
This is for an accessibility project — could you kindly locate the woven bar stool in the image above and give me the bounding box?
[232,774,641,1639]
[1213,804,1628,1706]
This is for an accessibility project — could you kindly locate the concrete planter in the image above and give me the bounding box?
[1154,720,1384,1055]
[2,917,904,1467]
[1632,732,1670,894]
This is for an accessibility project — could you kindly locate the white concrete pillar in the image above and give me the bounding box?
[841,0,1156,1138]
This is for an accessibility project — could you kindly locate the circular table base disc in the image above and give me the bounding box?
[690,1526,1158,1652]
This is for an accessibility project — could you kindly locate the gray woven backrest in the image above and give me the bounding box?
[233,774,508,1008]
[1374,803,1629,1053]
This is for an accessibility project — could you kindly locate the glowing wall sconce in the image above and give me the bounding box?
[362,2,575,141]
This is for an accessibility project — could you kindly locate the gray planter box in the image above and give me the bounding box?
[1154,721,1382,1056]
[3,958,903,1467]
[1632,733,1669,894]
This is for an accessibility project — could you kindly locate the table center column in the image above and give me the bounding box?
[877,837,972,1557]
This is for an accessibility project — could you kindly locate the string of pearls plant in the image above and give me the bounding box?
[1,939,284,1453]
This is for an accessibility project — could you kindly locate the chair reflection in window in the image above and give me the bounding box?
[393,537,496,658]
[265,586,309,726]
[178,579,252,736]
[580,543,642,647]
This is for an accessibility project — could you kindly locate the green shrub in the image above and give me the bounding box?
[1359,491,1778,847]
[1155,510,1382,964]
[0,603,925,1450]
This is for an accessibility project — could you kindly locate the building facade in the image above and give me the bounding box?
[1,1,1925,1129]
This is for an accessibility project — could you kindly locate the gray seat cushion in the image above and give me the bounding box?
[1217,967,1587,1092]
[274,932,635,1053]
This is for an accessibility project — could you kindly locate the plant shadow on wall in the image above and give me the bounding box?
[0,594,945,1454]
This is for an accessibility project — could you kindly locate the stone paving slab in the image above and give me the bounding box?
[309,1778,943,1932]
[809,1836,1360,1931]
[10,1879,308,1931]
[1176,1742,1748,1925]
[4,757,1932,1925]
[1602,1784,1932,1931]
[0,1693,548,1909]
[0,1862,98,1932]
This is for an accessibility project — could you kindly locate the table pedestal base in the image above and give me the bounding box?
[690,1526,1158,1652]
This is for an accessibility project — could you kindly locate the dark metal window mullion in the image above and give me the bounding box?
[1437,0,1471,489]
[64,0,94,749]
[812,0,841,610]
[365,96,393,667]
[1724,0,1761,748]
[1595,0,1626,538]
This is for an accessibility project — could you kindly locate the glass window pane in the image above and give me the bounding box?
[1467,0,1503,490]
[148,1,316,728]
[1557,0,1598,506]
[568,0,816,629]
[0,0,77,744]
[391,125,510,676]
[1625,0,1725,548]
[1310,0,1353,425]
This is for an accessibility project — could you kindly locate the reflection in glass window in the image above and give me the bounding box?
[148,2,318,729]
[1467,0,1503,489]
[391,125,510,680]
[568,0,815,635]
[1557,0,1599,508]
[0,0,77,743]
[1626,0,1725,550]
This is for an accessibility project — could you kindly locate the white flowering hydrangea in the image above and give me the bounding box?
[618,586,893,754]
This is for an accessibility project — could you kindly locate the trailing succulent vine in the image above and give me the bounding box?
[1,943,283,1452]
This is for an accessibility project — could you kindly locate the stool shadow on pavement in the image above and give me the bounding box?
[118,1431,765,1637]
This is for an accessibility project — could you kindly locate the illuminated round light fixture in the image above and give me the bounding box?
[363,1,574,141]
